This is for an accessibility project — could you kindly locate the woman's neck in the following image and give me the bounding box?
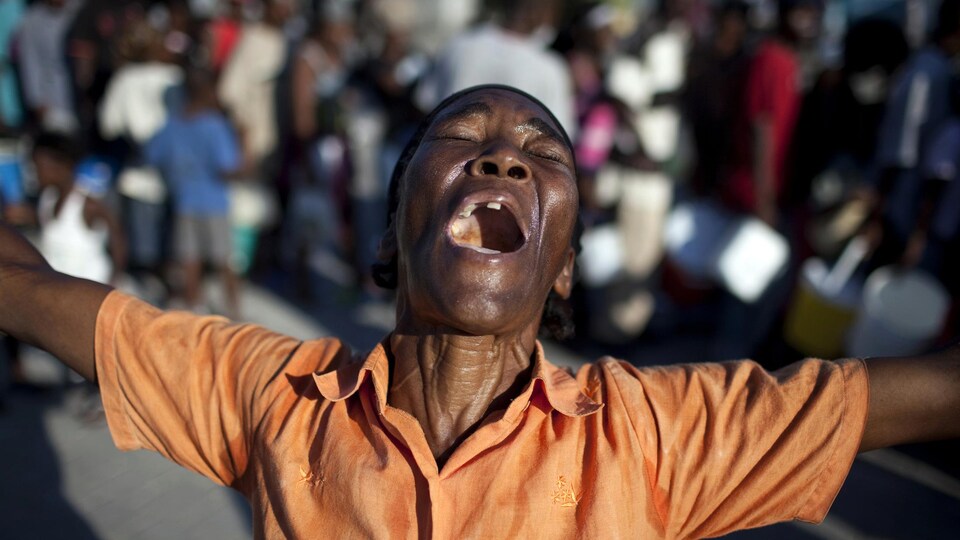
[386,327,538,465]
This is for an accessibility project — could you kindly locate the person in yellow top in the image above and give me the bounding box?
[1,85,958,538]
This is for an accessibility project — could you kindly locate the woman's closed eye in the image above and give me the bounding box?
[526,146,571,166]
[431,124,483,142]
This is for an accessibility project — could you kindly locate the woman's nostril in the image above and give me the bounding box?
[480,161,498,175]
[507,166,526,180]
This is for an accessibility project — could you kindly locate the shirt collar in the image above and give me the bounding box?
[312,339,602,418]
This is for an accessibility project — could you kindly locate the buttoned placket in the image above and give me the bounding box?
[366,360,538,538]
[312,341,602,537]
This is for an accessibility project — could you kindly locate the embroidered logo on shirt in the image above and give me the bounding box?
[298,465,324,488]
[551,475,581,508]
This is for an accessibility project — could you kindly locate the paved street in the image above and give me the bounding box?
[0,275,957,539]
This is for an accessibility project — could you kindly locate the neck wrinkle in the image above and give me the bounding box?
[387,331,537,461]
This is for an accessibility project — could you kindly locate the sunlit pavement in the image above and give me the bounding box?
[0,275,956,539]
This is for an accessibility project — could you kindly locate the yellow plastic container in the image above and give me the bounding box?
[784,259,859,358]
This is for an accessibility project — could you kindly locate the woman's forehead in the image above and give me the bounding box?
[438,88,548,115]
[430,87,570,145]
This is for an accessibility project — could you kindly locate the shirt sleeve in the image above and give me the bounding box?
[95,291,308,486]
[98,74,125,140]
[142,123,168,168]
[876,67,929,170]
[610,358,869,538]
[922,121,960,182]
[211,117,241,174]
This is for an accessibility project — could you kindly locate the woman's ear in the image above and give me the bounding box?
[552,248,576,299]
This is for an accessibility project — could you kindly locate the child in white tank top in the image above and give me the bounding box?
[32,133,126,285]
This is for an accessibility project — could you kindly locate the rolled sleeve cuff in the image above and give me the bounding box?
[95,290,142,452]
[796,358,870,523]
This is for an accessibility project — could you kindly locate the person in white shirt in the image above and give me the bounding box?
[17,0,82,132]
[416,0,576,138]
[98,20,183,287]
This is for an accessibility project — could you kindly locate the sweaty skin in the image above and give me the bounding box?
[379,89,577,463]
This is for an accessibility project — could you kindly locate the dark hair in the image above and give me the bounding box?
[184,65,216,100]
[777,0,823,13]
[32,131,83,165]
[371,85,581,340]
[718,0,749,20]
[843,18,907,75]
[935,0,960,42]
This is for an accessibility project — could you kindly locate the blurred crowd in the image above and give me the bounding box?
[0,0,958,371]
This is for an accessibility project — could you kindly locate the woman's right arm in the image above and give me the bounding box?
[0,223,111,381]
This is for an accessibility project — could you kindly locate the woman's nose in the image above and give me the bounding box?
[467,144,531,180]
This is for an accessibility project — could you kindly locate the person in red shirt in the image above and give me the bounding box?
[205,0,246,74]
[725,0,823,226]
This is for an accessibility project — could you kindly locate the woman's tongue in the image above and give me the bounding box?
[451,214,500,254]
[450,204,522,255]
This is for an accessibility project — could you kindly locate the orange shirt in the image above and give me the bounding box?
[95,291,869,539]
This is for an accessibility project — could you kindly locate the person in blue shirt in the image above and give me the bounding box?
[146,66,245,318]
[869,0,960,265]
[902,97,960,304]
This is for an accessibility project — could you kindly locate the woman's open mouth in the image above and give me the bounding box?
[449,201,525,255]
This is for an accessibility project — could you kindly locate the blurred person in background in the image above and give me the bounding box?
[788,17,908,267]
[218,0,292,170]
[0,114,27,407]
[0,138,29,226]
[218,0,294,274]
[32,132,124,419]
[205,0,248,74]
[595,0,697,344]
[351,0,429,300]
[866,0,960,273]
[164,0,201,62]
[416,0,576,137]
[285,0,356,297]
[791,18,908,215]
[684,0,751,199]
[724,0,822,228]
[353,0,426,144]
[405,0,478,55]
[16,0,83,133]
[907,89,960,342]
[615,0,693,174]
[67,0,148,143]
[0,0,25,133]
[554,2,664,344]
[99,18,185,301]
[145,66,244,318]
[33,131,126,287]
[710,0,824,361]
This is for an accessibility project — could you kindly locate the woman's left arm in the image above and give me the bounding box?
[860,346,960,452]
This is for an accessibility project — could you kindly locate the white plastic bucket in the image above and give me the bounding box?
[846,267,950,358]
[714,218,789,303]
[579,224,624,287]
[663,201,789,303]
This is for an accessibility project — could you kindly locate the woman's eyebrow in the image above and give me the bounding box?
[516,117,568,149]
[434,101,493,125]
